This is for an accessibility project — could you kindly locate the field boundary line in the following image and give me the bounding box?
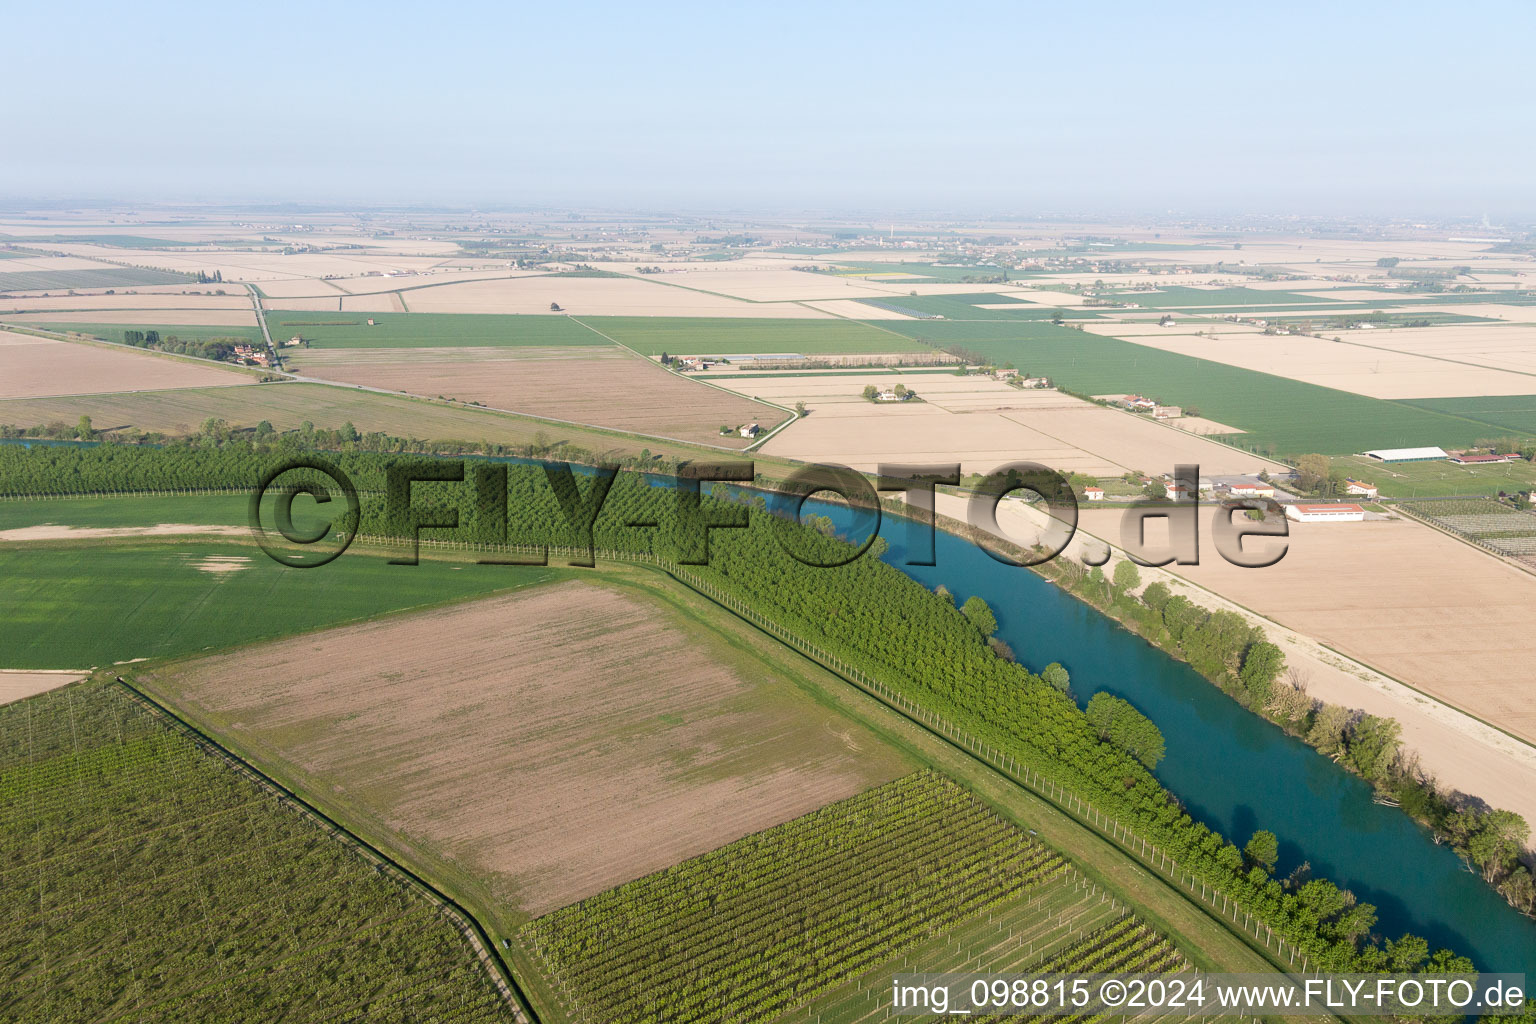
[113,675,542,1024]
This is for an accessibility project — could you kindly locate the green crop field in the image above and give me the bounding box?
[0,539,558,669]
[579,316,906,355]
[856,293,1101,321]
[519,771,1071,1024]
[1330,454,1536,498]
[1,681,516,1024]
[0,267,193,291]
[264,310,607,348]
[1104,286,1336,308]
[1400,395,1536,437]
[864,318,1527,455]
[0,493,250,531]
[12,321,265,346]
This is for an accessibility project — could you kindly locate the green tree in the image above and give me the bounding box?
[862,384,879,401]
[794,400,807,417]
[1345,714,1401,783]
[1085,692,1165,769]
[254,420,274,437]
[1111,559,1141,593]
[961,595,998,637]
[1140,581,1171,615]
[1308,704,1351,755]
[1041,662,1070,693]
[1245,829,1279,872]
[1239,641,1285,703]
[75,415,94,441]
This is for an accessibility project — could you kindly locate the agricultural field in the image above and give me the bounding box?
[1,681,517,1023]
[1102,286,1338,308]
[787,881,1180,1024]
[519,771,1098,1024]
[1400,498,1536,565]
[264,310,607,348]
[581,315,905,355]
[285,345,785,447]
[1101,326,1536,399]
[854,293,1097,321]
[0,381,744,464]
[13,321,263,346]
[733,374,1285,477]
[401,273,823,317]
[0,538,556,669]
[135,574,916,929]
[0,265,193,292]
[0,331,253,399]
[863,318,1527,455]
[1403,394,1536,438]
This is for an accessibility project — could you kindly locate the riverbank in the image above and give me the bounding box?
[925,491,1536,847]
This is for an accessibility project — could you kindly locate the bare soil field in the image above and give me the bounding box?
[403,275,828,317]
[288,345,783,446]
[748,374,1286,477]
[141,577,913,918]
[0,670,87,705]
[1097,510,1536,748]
[614,267,896,302]
[1339,323,1536,376]
[998,406,1287,477]
[802,299,918,319]
[1103,327,1536,399]
[0,331,252,399]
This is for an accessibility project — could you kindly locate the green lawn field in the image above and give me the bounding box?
[264,310,607,348]
[0,539,558,668]
[1329,453,1536,498]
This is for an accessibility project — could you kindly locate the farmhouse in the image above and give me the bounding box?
[1020,377,1051,389]
[286,335,303,347]
[1165,480,1196,501]
[1344,479,1379,499]
[1285,503,1366,522]
[1084,486,1105,501]
[1449,451,1515,465]
[1123,394,1156,411]
[875,389,904,402]
[1363,446,1449,463]
[739,423,761,438]
[1153,405,1181,419]
[1228,481,1276,499]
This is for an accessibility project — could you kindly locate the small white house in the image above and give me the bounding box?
[286,335,303,347]
[1165,481,1196,501]
[739,423,760,438]
[875,389,902,402]
[1344,479,1379,499]
[1083,486,1105,501]
[1229,482,1276,499]
[1285,503,1365,523]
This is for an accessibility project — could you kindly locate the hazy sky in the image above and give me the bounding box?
[7,1,1534,216]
